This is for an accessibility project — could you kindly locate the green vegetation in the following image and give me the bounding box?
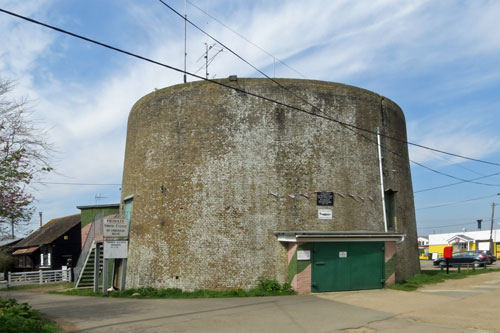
[0,282,72,292]
[389,268,500,291]
[0,297,61,333]
[56,279,295,298]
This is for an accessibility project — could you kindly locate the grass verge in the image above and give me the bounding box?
[0,282,72,292]
[0,297,61,333]
[389,267,500,291]
[54,279,296,298]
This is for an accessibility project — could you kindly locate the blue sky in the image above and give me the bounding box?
[1,0,500,236]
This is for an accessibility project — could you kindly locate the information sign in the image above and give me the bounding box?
[103,218,129,238]
[297,250,311,261]
[318,209,333,219]
[104,240,128,259]
[316,192,334,206]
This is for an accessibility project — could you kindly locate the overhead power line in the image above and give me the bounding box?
[34,181,121,186]
[185,0,308,79]
[157,1,500,168]
[416,193,500,210]
[417,218,500,230]
[414,171,500,193]
[2,6,500,182]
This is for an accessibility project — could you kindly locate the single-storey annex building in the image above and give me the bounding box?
[120,78,420,293]
[12,214,81,272]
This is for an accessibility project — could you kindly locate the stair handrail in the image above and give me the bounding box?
[74,217,103,282]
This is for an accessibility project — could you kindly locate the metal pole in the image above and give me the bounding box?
[205,43,209,79]
[93,244,100,293]
[39,212,42,227]
[490,203,496,253]
[102,259,108,294]
[183,0,187,83]
[377,127,388,232]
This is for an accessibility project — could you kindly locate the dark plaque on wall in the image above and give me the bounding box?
[316,191,334,206]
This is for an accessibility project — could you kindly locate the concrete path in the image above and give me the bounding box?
[3,271,500,332]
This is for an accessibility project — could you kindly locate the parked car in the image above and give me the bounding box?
[478,250,497,264]
[433,251,487,268]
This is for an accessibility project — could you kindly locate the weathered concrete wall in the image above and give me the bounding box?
[121,78,419,290]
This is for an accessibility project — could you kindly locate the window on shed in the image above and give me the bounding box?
[40,251,51,267]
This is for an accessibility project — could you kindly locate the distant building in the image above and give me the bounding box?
[429,230,500,258]
[11,214,81,271]
[418,236,429,259]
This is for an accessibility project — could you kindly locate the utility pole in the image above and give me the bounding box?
[490,203,497,253]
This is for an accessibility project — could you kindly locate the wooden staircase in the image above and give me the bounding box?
[75,242,103,288]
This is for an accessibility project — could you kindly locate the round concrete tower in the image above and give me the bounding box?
[120,78,419,293]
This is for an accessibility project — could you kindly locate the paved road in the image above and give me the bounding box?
[3,271,500,332]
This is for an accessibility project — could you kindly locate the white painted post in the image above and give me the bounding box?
[8,272,11,287]
[39,270,43,284]
[102,259,108,295]
[377,127,388,232]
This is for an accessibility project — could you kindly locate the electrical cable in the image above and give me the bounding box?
[416,193,500,210]
[2,6,500,187]
[418,218,500,230]
[156,1,500,187]
[414,171,500,193]
[33,181,121,186]
[157,0,500,168]
[185,0,308,79]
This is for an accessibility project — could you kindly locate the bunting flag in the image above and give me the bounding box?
[267,189,374,202]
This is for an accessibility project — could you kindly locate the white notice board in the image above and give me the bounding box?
[104,240,128,259]
[318,209,333,219]
[297,250,311,261]
[103,218,129,238]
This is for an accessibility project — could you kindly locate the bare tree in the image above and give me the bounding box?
[0,78,53,238]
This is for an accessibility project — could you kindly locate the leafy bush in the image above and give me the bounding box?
[0,297,61,333]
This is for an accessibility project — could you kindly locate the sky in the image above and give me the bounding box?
[1,0,500,237]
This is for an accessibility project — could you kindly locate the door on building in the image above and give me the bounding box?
[311,242,385,292]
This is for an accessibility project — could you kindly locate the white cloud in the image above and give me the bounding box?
[2,0,500,232]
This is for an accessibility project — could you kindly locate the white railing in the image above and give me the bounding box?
[7,268,72,287]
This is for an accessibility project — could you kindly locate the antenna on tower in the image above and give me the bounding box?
[95,193,107,204]
[195,43,223,79]
[183,0,187,83]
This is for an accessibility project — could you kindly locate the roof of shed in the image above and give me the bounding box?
[14,214,81,249]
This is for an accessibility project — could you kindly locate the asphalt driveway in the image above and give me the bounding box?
[3,271,500,332]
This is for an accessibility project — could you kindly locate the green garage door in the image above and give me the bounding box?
[311,242,385,292]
